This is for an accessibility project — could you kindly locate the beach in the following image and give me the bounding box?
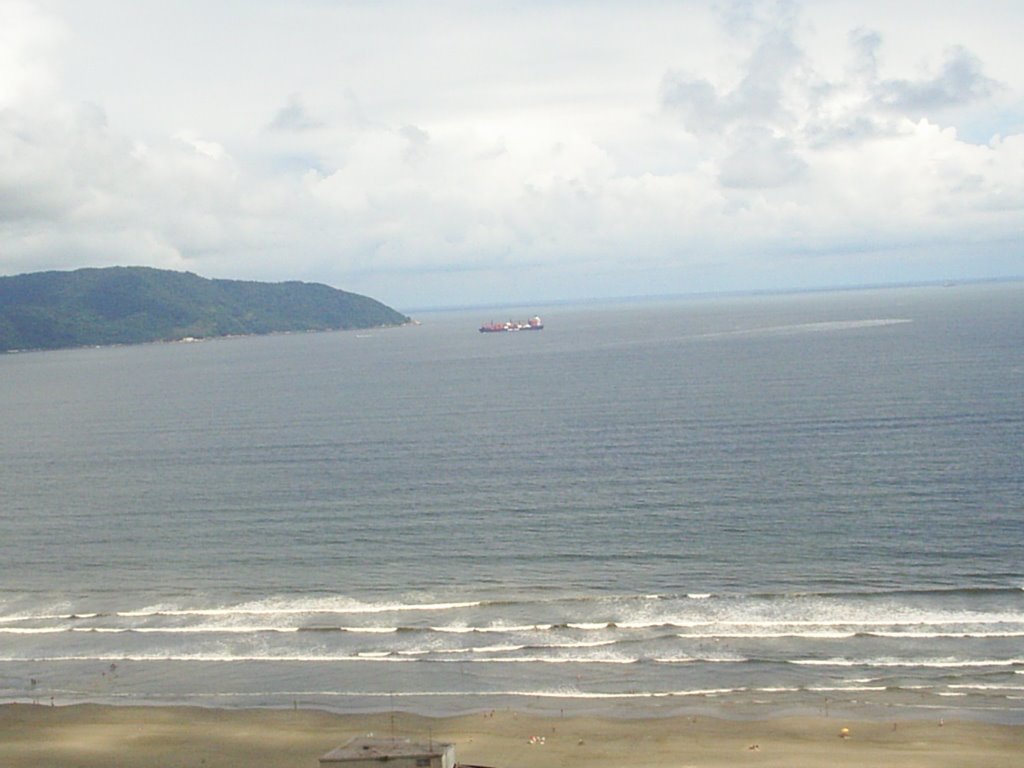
[2,704,1021,768]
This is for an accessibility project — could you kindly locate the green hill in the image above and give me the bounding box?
[0,267,411,352]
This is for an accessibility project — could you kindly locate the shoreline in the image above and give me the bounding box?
[2,703,1022,768]
[7,684,1024,727]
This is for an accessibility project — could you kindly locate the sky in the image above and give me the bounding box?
[1,1,1022,310]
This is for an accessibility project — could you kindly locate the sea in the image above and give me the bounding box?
[1,282,1022,723]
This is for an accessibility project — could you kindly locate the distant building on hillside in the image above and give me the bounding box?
[319,737,456,768]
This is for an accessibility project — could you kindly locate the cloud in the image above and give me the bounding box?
[0,86,259,276]
[660,5,807,188]
[662,7,1004,147]
[874,46,1000,113]
[1,0,1022,306]
[0,0,66,107]
[808,32,1004,145]
[400,124,430,164]
[267,93,323,132]
[661,22,802,135]
[847,28,882,80]
[718,128,806,188]
[660,1,1012,205]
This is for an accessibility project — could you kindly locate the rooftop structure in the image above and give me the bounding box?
[320,737,456,768]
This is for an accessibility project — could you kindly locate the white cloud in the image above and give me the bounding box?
[718,129,807,189]
[0,0,1021,307]
[0,0,65,107]
[874,46,1000,113]
[267,93,323,133]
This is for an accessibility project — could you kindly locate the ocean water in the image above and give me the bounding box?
[1,283,1022,722]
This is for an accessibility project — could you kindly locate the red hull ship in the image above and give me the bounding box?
[479,316,544,333]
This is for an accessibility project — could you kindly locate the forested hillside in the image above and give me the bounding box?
[0,267,410,351]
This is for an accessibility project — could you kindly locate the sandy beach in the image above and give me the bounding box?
[1,704,1020,768]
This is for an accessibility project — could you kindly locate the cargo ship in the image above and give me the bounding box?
[479,316,544,333]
